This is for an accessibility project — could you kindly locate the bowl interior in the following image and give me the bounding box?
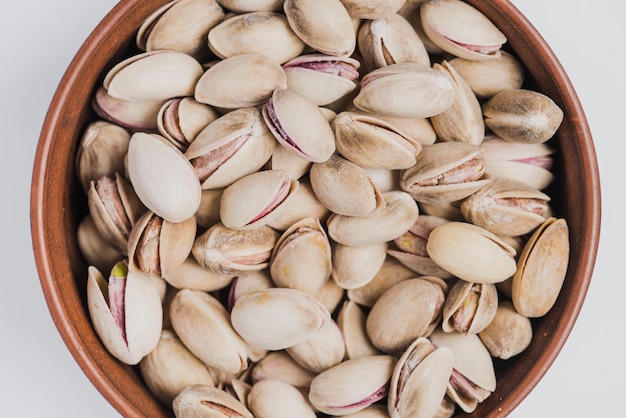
[30,0,601,417]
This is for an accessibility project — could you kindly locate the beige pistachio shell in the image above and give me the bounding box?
[312,278,346,314]
[310,154,385,217]
[77,216,122,275]
[195,187,223,229]
[399,0,444,55]
[388,337,454,418]
[461,178,550,237]
[157,97,219,150]
[431,60,484,145]
[287,319,345,373]
[170,289,248,374]
[353,63,456,119]
[357,13,430,71]
[339,0,405,19]
[265,142,312,179]
[337,300,381,359]
[208,12,305,63]
[248,379,317,418]
[308,355,396,415]
[227,270,274,310]
[104,50,203,102]
[482,89,564,144]
[283,0,356,56]
[512,217,569,317]
[92,87,164,132]
[400,142,492,204]
[162,256,234,291]
[87,265,163,365]
[365,167,400,193]
[263,88,336,163]
[427,222,517,284]
[347,257,416,308]
[420,0,506,61]
[333,111,422,170]
[231,287,331,350]
[127,132,201,223]
[185,107,276,189]
[251,351,317,390]
[442,281,498,335]
[332,242,388,290]
[138,330,215,406]
[195,53,287,109]
[216,0,284,12]
[192,223,279,275]
[327,191,419,246]
[173,384,254,418]
[367,278,445,354]
[137,0,225,60]
[270,217,332,294]
[220,169,299,230]
[449,51,525,98]
[283,54,360,106]
[267,179,330,231]
[478,300,533,360]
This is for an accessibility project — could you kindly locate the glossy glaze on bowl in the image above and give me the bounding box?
[30,1,601,417]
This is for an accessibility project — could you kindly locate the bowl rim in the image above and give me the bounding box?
[30,0,601,417]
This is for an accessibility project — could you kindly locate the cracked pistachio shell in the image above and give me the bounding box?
[287,319,345,373]
[270,217,332,294]
[478,300,532,360]
[173,384,253,418]
[332,242,388,290]
[136,0,225,60]
[195,53,287,109]
[429,329,496,413]
[157,97,219,150]
[442,281,498,335]
[170,289,248,374]
[88,173,147,255]
[367,278,445,354]
[103,50,203,102]
[76,121,130,193]
[283,54,360,106]
[284,0,356,56]
[427,222,517,284]
[185,107,277,190]
[337,300,381,359]
[327,191,419,246]
[92,87,164,132]
[482,89,564,144]
[512,217,569,317]
[333,111,422,170]
[267,179,330,231]
[309,355,396,415]
[251,351,316,390]
[420,0,506,61]
[357,13,430,72]
[347,257,416,308]
[388,338,454,418]
[139,330,215,406]
[340,0,405,19]
[310,154,385,217]
[192,223,280,275]
[77,216,122,275]
[449,51,525,98]
[127,210,197,276]
[208,12,305,63]
[127,132,201,223]
[353,62,456,119]
[399,142,492,204]
[231,287,331,350]
[216,0,284,12]
[431,60,485,145]
[460,178,551,237]
[220,169,299,230]
[249,379,317,418]
[163,256,234,292]
[263,88,336,163]
[87,265,163,365]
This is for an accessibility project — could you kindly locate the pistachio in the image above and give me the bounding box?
[337,300,381,359]
[157,97,218,151]
[332,241,388,289]
[449,51,525,98]
[442,280,498,335]
[286,319,345,373]
[266,179,330,231]
[251,351,316,390]
[347,257,416,308]
[478,300,533,360]
[248,379,317,418]
[92,87,164,132]
[173,384,253,418]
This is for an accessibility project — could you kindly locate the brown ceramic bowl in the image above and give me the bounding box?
[31,0,601,417]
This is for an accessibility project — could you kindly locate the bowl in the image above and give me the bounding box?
[30,0,601,416]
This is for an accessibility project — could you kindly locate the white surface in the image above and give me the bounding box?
[1,1,622,417]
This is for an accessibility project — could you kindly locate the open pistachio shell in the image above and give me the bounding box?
[449,51,525,98]
[127,132,201,223]
[267,179,330,231]
[347,257,416,308]
[286,319,345,373]
[332,241,388,290]
[337,300,381,359]
[157,97,218,150]
[248,379,317,418]
[512,217,570,317]
[478,300,533,360]
[170,288,248,374]
[442,281,498,335]
[173,384,253,418]
[427,222,517,284]
[420,0,506,61]
[231,287,331,350]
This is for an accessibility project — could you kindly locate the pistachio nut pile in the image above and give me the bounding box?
[76,0,571,416]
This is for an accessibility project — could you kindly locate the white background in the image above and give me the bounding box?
[1,0,622,416]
